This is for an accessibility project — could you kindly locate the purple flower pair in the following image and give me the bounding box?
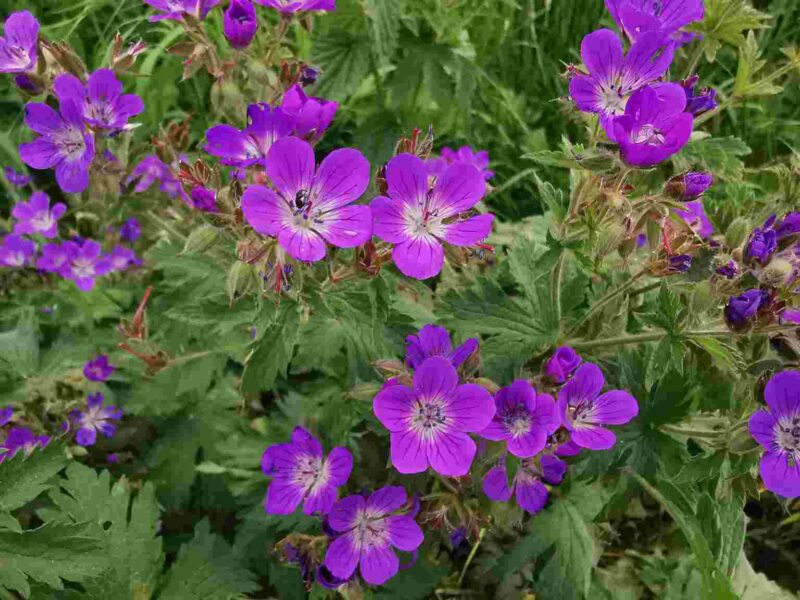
[71,393,123,447]
[11,192,66,238]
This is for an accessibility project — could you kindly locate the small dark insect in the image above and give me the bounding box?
[295,189,309,209]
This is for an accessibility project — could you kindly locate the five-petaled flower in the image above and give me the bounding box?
[0,234,36,267]
[483,454,567,514]
[12,191,66,238]
[54,70,144,133]
[84,354,115,382]
[373,356,495,476]
[404,324,478,371]
[558,362,639,450]
[0,11,39,73]
[62,239,111,291]
[242,137,372,262]
[262,426,353,515]
[323,486,423,586]
[71,392,123,447]
[371,154,494,280]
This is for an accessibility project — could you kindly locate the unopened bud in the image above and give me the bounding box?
[759,258,794,287]
[373,359,405,377]
[226,260,257,302]
[182,225,220,255]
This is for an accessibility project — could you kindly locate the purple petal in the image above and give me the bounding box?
[371,196,409,244]
[326,447,353,486]
[19,138,59,169]
[390,430,429,474]
[592,390,639,425]
[429,162,486,218]
[541,454,568,484]
[571,425,617,450]
[205,125,253,165]
[760,451,800,499]
[23,103,62,135]
[392,236,444,280]
[507,429,547,459]
[315,205,372,248]
[447,383,495,432]
[478,418,509,442]
[441,214,494,246]
[413,356,458,399]
[569,75,602,112]
[241,185,288,237]
[265,136,315,202]
[406,324,453,368]
[622,31,675,89]
[386,515,423,551]
[278,227,327,262]
[367,486,407,515]
[76,427,97,447]
[303,484,337,515]
[374,383,416,431]
[532,393,560,435]
[265,479,305,514]
[290,426,324,456]
[483,464,512,502]
[311,148,370,212]
[53,74,86,105]
[324,532,361,580]
[385,154,428,205]
[580,29,623,84]
[328,495,365,531]
[55,159,91,194]
[764,371,800,419]
[426,431,476,477]
[748,410,776,451]
[515,478,549,514]
[359,542,399,586]
[450,338,478,367]
[559,363,605,414]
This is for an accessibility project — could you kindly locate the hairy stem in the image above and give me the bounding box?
[457,527,487,589]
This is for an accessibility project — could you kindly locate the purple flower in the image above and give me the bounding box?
[35,242,68,272]
[605,0,704,45]
[19,101,95,194]
[0,406,12,427]
[482,454,567,514]
[4,166,31,187]
[323,486,423,586]
[127,155,185,200]
[555,439,583,457]
[71,393,123,447]
[558,363,639,450]
[371,154,494,280]
[254,0,335,14]
[664,171,713,200]
[404,325,478,371]
[746,228,777,264]
[716,260,738,279]
[568,29,674,133]
[108,246,140,272]
[261,426,353,515]
[612,84,693,167]
[724,289,768,327]
[667,254,692,273]
[674,200,713,239]
[84,354,115,382]
[781,309,800,325]
[62,239,111,291]
[242,137,372,262]
[190,186,219,213]
[440,146,494,181]
[0,11,39,73]
[373,356,495,476]
[11,192,66,239]
[0,426,49,462]
[54,70,144,133]
[143,0,220,22]
[681,74,717,117]
[544,346,583,383]
[775,213,800,240]
[281,84,338,143]
[224,0,258,50]
[0,234,36,267]
[749,370,800,498]
[205,104,293,168]
[119,217,141,242]
[478,380,560,458]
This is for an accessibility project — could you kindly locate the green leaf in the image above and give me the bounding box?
[374,557,447,599]
[241,302,301,394]
[364,0,400,65]
[673,136,751,180]
[160,519,258,599]
[732,554,796,600]
[0,310,38,378]
[734,31,783,98]
[0,442,67,512]
[694,0,770,61]
[687,336,746,374]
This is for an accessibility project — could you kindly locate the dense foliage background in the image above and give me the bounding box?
[1,0,800,598]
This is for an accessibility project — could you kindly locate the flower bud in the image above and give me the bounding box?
[226,260,257,302]
[745,228,777,264]
[664,171,713,200]
[724,289,769,330]
[223,0,258,50]
[724,217,750,249]
[182,225,220,254]
[681,75,718,117]
[544,347,582,383]
[758,258,794,287]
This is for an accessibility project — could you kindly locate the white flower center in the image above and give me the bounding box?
[31,211,54,232]
[633,124,666,146]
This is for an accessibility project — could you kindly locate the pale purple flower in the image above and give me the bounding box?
[479,380,560,458]
[190,186,219,213]
[544,346,582,383]
[19,100,95,194]
[108,246,140,272]
[674,200,713,239]
[373,356,495,476]
[441,146,494,181]
[612,84,693,167]
[558,363,639,450]
[242,137,372,262]
[84,354,115,382]
[569,29,674,133]
[62,239,112,291]
[127,155,186,200]
[749,370,800,498]
[54,70,144,132]
[143,0,220,22]
[35,242,68,272]
[205,103,294,168]
[11,192,66,238]
[0,234,36,267]
[0,406,12,427]
[262,426,353,515]
[323,486,423,586]
[119,217,141,242]
[281,84,338,142]
[254,0,335,14]
[4,166,31,187]
[0,426,49,462]
[0,11,39,73]
[605,0,704,45]
[482,454,567,514]
[224,0,258,50]
[404,324,478,370]
[371,154,494,280]
[71,392,123,447]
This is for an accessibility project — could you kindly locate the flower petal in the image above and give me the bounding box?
[55,160,90,194]
[386,515,424,551]
[303,484,337,515]
[241,185,289,237]
[413,356,458,399]
[53,73,86,105]
[764,371,800,419]
[483,464,512,502]
[371,196,409,244]
[592,390,639,425]
[392,236,444,280]
[760,451,800,499]
[446,383,495,432]
[367,486,407,515]
[205,124,251,165]
[265,479,305,514]
[580,29,623,84]
[76,427,97,447]
[429,162,486,217]
[359,542,399,586]
[278,226,327,262]
[19,138,60,170]
[373,383,416,432]
[328,495,365,531]
[507,429,547,458]
[570,425,616,450]
[532,393,561,435]
[515,478,548,514]
[427,431,476,477]
[390,430,429,474]
[315,204,372,248]
[385,153,428,205]
[541,454,568,484]
[326,447,353,486]
[23,103,63,135]
[749,410,777,451]
[569,75,602,113]
[266,136,315,201]
[622,31,674,90]
[441,214,494,246]
[312,148,370,212]
[324,531,361,580]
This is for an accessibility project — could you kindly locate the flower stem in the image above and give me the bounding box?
[457,527,486,589]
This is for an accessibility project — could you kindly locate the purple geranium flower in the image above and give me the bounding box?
[54,70,144,133]
[127,155,186,200]
[143,0,220,22]
[19,100,95,194]
[254,0,335,14]
[242,137,372,262]
[0,406,12,427]
[0,11,38,73]
[205,103,294,168]
[281,84,338,142]
[544,346,583,384]
[724,289,769,328]
[664,171,713,200]
[568,29,674,133]
[84,354,115,382]
[441,146,494,181]
[558,363,639,450]
[749,370,800,498]
[674,200,713,239]
[371,154,494,280]
[12,191,66,238]
[35,242,68,272]
[4,166,31,187]
[478,380,560,458]
[62,239,111,291]
[224,0,258,49]
[612,84,693,167]
[262,426,353,515]
[0,426,50,463]
[404,324,478,371]
[0,234,36,267]
[108,246,140,272]
[483,454,568,514]
[323,486,423,586]
[71,392,123,447]
[775,212,800,240]
[119,217,141,242]
[746,227,777,264]
[681,74,717,117]
[373,356,495,476]
[605,0,704,45]
[189,186,219,213]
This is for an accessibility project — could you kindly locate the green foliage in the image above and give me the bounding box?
[0,442,67,512]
